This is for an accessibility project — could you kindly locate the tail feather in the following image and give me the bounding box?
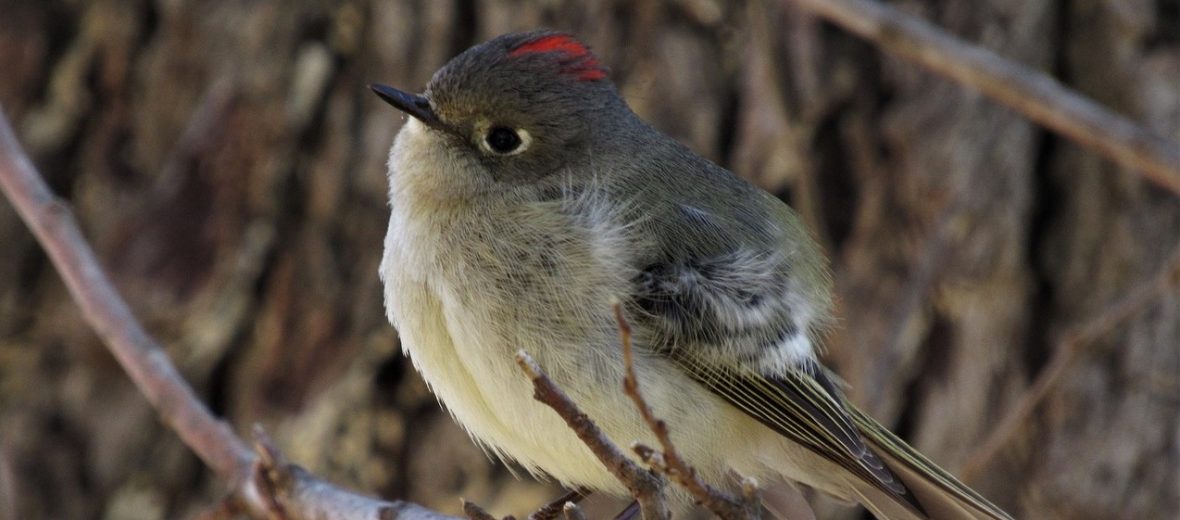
[678,358,1012,519]
[852,409,1014,520]
[848,478,927,520]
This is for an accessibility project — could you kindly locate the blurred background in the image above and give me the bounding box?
[1,0,1178,518]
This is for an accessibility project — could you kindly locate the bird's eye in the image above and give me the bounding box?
[484,126,524,155]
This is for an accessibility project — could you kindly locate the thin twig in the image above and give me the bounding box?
[514,351,671,520]
[788,0,1180,197]
[561,502,588,520]
[960,247,1180,480]
[527,489,589,520]
[251,426,292,520]
[461,500,499,520]
[0,110,454,520]
[612,305,760,519]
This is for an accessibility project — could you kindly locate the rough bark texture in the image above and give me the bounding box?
[0,0,1177,518]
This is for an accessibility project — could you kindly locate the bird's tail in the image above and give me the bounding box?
[849,408,1014,520]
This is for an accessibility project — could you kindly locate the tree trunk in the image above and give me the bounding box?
[0,0,1176,518]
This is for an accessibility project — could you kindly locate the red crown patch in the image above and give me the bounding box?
[508,34,607,82]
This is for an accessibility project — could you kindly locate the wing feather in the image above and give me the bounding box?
[628,204,1011,519]
[852,408,1015,520]
[676,355,922,514]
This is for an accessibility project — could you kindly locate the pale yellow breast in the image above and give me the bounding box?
[380,187,641,490]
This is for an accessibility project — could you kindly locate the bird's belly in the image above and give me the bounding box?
[390,276,793,500]
[379,209,788,497]
[385,271,637,493]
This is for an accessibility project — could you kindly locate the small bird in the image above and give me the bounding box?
[372,30,1012,519]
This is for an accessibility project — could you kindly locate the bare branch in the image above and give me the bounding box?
[0,109,456,520]
[788,0,1180,197]
[527,489,589,520]
[612,305,761,519]
[960,246,1180,480]
[461,500,500,520]
[248,460,455,520]
[514,351,671,520]
[561,502,587,520]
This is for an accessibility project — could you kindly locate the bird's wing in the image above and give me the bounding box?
[627,202,1010,519]
[627,195,920,502]
[628,232,921,513]
[678,355,918,501]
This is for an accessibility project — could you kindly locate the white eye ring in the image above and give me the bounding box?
[478,125,531,156]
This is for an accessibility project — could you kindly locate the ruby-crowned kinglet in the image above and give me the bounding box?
[371,30,1011,520]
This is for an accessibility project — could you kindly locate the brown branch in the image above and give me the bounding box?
[960,246,1180,480]
[612,304,761,519]
[248,454,456,520]
[527,489,589,520]
[514,351,671,520]
[560,502,587,520]
[0,109,456,520]
[251,426,296,520]
[788,0,1180,197]
[461,500,500,520]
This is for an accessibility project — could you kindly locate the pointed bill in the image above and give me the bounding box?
[369,83,451,132]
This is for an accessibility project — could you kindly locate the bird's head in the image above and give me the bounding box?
[373,30,633,200]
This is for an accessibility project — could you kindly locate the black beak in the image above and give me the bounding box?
[370,83,448,131]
